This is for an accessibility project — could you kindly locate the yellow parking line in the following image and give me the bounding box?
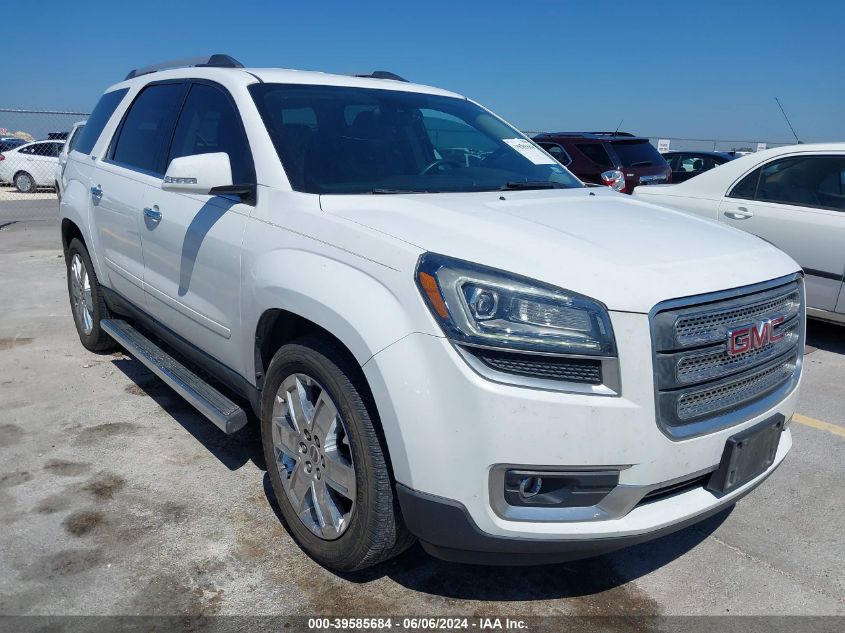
[793,413,845,438]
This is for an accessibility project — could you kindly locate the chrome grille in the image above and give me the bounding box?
[675,318,799,385]
[673,288,800,348]
[651,275,804,439]
[677,354,798,420]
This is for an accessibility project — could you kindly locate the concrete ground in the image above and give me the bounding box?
[0,202,843,621]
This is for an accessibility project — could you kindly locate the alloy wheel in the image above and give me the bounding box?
[69,253,93,335]
[271,373,357,540]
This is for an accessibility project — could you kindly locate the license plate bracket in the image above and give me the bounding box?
[706,414,785,495]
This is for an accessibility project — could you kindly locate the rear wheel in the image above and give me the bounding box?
[66,238,115,352]
[14,171,35,193]
[261,337,414,571]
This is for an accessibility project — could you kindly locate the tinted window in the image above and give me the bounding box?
[576,143,613,167]
[250,83,581,194]
[679,155,715,172]
[75,88,128,155]
[538,143,572,166]
[729,168,760,200]
[756,155,845,210]
[111,83,185,174]
[67,125,85,152]
[168,83,255,184]
[610,140,666,168]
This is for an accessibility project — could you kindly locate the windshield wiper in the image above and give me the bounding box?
[500,181,562,191]
[630,161,653,167]
[371,188,430,194]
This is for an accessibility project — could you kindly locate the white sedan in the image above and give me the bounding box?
[634,143,845,324]
[0,139,65,193]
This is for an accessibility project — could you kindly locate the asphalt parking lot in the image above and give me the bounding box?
[0,201,843,622]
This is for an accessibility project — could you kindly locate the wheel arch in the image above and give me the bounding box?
[61,217,85,258]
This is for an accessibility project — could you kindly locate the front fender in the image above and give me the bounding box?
[246,248,432,370]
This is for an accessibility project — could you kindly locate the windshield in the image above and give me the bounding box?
[610,140,667,168]
[249,84,583,194]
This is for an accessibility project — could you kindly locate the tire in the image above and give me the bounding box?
[66,238,115,352]
[261,336,414,572]
[14,171,35,193]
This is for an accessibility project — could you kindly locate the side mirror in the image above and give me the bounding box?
[162,152,256,204]
[162,152,233,195]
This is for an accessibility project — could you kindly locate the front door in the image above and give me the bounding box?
[140,81,256,371]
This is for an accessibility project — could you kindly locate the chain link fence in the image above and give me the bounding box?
[0,108,89,199]
[642,136,794,154]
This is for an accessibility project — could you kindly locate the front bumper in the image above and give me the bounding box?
[362,310,798,562]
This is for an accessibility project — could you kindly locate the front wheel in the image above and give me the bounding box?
[261,337,414,571]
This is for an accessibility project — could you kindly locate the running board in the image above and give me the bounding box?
[101,319,248,434]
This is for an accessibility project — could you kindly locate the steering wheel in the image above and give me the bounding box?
[420,159,463,175]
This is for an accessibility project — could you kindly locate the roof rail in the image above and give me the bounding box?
[353,71,409,82]
[124,54,244,80]
[587,131,635,137]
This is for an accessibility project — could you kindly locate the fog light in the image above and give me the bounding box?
[503,469,619,508]
[518,476,543,499]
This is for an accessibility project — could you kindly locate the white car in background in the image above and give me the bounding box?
[0,139,65,192]
[634,143,845,324]
[56,121,86,198]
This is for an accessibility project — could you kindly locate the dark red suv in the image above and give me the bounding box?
[533,132,671,193]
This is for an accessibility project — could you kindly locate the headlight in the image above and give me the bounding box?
[415,253,616,356]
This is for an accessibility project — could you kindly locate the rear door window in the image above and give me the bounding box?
[576,143,613,167]
[537,142,572,166]
[67,125,84,152]
[729,168,761,200]
[75,88,128,155]
[610,140,665,167]
[680,155,715,173]
[110,82,186,175]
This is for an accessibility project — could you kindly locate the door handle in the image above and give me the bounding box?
[90,185,103,200]
[143,205,162,223]
[724,207,753,220]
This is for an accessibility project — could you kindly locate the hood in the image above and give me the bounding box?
[320,188,800,313]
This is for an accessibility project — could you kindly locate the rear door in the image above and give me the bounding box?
[140,81,256,370]
[718,153,845,312]
[23,142,62,185]
[94,81,187,307]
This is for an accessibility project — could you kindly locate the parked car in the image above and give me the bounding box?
[533,132,672,193]
[0,139,65,192]
[662,150,735,183]
[56,121,86,198]
[0,137,27,153]
[60,55,803,571]
[635,144,844,323]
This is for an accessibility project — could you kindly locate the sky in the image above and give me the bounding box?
[4,0,844,144]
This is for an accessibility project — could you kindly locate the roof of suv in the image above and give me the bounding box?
[109,61,464,100]
[534,132,649,143]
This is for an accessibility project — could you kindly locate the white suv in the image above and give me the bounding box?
[60,55,805,571]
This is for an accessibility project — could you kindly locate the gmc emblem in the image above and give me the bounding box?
[727,316,786,356]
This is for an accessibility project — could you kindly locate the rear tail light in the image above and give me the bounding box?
[600,169,625,192]
[0,154,5,161]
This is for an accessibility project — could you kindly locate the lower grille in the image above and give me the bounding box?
[639,473,711,505]
[470,348,603,384]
